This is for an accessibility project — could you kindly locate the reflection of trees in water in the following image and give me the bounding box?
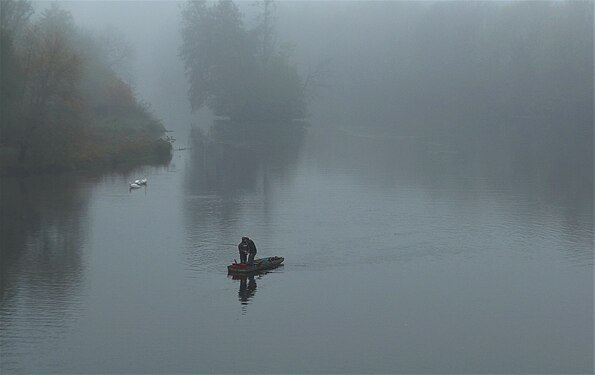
[187,120,306,195]
[311,119,591,206]
[0,174,93,369]
[182,120,306,269]
[308,118,592,262]
[0,175,93,304]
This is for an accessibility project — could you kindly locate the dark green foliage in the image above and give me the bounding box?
[180,0,306,121]
[0,0,170,174]
[0,0,33,146]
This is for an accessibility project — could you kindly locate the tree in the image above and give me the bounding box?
[0,0,33,146]
[180,0,306,121]
[252,0,276,67]
[0,0,33,37]
[181,0,251,113]
[1,1,169,173]
[16,4,84,165]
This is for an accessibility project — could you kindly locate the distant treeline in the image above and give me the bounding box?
[401,1,592,121]
[0,0,171,174]
[180,0,307,121]
[298,1,592,126]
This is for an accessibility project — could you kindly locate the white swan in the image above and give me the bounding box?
[133,178,147,186]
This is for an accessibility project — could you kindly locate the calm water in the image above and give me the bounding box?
[1,120,592,373]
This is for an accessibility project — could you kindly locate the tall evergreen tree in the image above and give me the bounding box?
[180,0,306,121]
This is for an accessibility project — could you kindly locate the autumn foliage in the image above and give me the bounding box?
[0,1,170,174]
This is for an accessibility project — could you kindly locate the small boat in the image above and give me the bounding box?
[134,178,147,186]
[227,256,284,274]
[129,182,141,189]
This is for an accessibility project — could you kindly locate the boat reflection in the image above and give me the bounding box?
[236,274,257,305]
[228,269,282,306]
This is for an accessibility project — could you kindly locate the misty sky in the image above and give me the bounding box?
[30,1,593,131]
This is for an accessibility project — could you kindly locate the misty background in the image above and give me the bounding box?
[46,0,591,210]
[2,1,592,373]
[36,1,592,131]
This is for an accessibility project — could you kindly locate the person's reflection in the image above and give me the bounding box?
[237,275,257,305]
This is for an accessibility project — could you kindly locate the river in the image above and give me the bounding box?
[0,119,592,373]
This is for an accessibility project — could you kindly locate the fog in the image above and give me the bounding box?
[2,1,593,373]
[45,0,590,202]
[42,1,591,131]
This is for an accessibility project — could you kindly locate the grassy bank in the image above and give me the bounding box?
[0,131,172,176]
[0,108,172,176]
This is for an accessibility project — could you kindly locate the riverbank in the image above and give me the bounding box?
[0,133,172,176]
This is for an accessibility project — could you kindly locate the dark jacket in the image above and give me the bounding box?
[238,242,249,254]
[247,239,257,255]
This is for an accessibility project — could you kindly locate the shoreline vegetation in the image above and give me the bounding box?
[0,1,172,176]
